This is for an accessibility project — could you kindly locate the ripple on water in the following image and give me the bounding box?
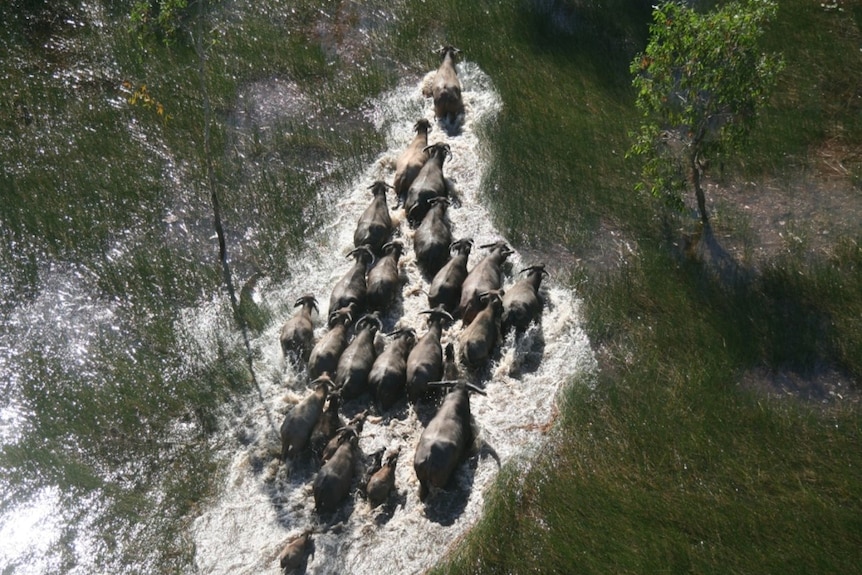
[189,61,596,574]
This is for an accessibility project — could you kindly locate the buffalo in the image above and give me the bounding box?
[458,290,504,368]
[321,412,366,464]
[404,142,450,226]
[428,238,473,313]
[407,307,454,402]
[366,241,404,313]
[309,390,344,461]
[425,46,464,124]
[458,241,513,325]
[393,119,432,206]
[502,264,549,335]
[413,197,453,278]
[276,530,313,571]
[368,328,417,411]
[313,426,360,513]
[280,375,331,461]
[328,245,374,317]
[354,181,394,255]
[279,294,318,363]
[335,314,382,401]
[413,379,485,500]
[308,305,354,381]
[366,448,400,508]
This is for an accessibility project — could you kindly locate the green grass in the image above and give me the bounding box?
[424,0,862,573]
[434,245,862,572]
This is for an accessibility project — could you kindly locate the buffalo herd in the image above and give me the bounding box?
[274,47,548,569]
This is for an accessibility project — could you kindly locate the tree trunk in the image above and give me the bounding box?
[691,151,708,223]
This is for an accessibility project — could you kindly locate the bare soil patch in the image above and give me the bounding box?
[738,366,861,407]
[705,170,861,267]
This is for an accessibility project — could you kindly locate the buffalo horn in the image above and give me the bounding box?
[328,307,352,327]
[519,264,550,278]
[347,244,376,266]
[426,380,459,388]
[418,307,455,322]
[357,313,383,332]
[465,382,487,396]
[381,240,403,254]
[385,327,415,338]
[294,294,319,309]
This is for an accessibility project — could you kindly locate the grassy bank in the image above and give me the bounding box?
[421,0,862,573]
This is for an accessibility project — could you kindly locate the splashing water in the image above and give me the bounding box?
[189,62,596,574]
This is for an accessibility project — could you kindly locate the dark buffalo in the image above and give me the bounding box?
[313,427,359,513]
[309,390,344,461]
[321,413,366,464]
[458,241,513,325]
[425,46,464,124]
[413,197,453,278]
[328,245,374,317]
[428,238,472,313]
[367,448,400,508]
[280,294,318,364]
[413,380,485,500]
[280,375,331,461]
[458,290,504,368]
[366,241,404,313]
[335,314,381,401]
[354,181,394,255]
[276,530,313,571]
[393,119,432,206]
[369,328,416,411]
[406,307,454,402]
[502,264,549,335]
[307,305,354,380]
[404,142,450,226]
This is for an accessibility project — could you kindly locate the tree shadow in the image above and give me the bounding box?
[518,0,652,92]
[685,222,755,285]
[668,216,859,390]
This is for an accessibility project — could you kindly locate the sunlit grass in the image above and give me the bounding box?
[426,0,862,573]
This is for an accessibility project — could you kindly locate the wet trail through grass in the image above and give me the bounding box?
[188,62,595,574]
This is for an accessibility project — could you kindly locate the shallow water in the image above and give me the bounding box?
[188,62,596,574]
[0,4,596,572]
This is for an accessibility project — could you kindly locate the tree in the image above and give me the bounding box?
[628,0,784,223]
[130,0,190,45]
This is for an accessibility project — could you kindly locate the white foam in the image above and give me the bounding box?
[189,62,596,574]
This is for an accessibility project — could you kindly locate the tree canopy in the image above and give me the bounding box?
[629,0,784,222]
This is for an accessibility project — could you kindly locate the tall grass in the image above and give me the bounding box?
[427,0,862,573]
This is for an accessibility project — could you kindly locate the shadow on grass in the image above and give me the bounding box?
[669,218,861,390]
[518,0,652,88]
